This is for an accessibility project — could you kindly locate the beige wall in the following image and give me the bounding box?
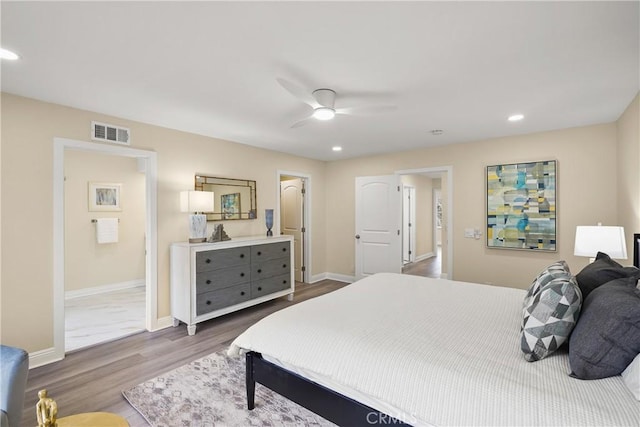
[1,91,637,355]
[326,123,621,288]
[1,93,327,352]
[64,151,145,291]
[616,94,640,256]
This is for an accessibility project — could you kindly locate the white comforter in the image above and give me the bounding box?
[228,273,639,426]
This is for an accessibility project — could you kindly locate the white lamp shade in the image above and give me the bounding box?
[574,225,627,259]
[180,190,214,213]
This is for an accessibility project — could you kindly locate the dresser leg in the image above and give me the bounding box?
[172,318,180,327]
[187,324,197,335]
[287,293,294,301]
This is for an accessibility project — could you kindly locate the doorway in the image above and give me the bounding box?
[353,167,452,281]
[52,138,158,363]
[63,151,146,351]
[278,171,311,283]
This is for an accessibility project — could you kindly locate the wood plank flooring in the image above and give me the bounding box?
[20,280,347,427]
[401,250,441,278]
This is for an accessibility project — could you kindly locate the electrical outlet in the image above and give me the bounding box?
[464,228,475,238]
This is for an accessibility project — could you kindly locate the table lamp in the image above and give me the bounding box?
[180,190,214,243]
[574,224,627,263]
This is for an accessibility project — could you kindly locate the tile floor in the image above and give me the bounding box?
[65,286,146,352]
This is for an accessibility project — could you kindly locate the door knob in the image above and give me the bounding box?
[355,234,360,239]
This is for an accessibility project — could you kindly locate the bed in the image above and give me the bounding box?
[228,272,640,426]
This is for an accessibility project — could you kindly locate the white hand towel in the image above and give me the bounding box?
[96,218,119,244]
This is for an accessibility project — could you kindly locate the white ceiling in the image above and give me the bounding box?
[1,1,638,161]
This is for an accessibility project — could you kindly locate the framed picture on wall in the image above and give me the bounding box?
[221,192,241,220]
[486,160,557,251]
[88,182,122,211]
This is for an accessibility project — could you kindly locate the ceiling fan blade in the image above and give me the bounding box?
[335,105,397,116]
[277,78,319,108]
[290,115,315,128]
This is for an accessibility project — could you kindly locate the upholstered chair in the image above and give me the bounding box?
[0,345,29,427]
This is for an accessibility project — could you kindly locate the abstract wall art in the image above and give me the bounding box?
[486,160,556,251]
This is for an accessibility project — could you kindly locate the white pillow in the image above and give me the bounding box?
[621,353,640,401]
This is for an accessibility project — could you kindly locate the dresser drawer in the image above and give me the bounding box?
[196,247,250,272]
[251,273,291,298]
[251,256,291,281]
[251,241,291,262]
[196,283,251,315]
[196,265,250,294]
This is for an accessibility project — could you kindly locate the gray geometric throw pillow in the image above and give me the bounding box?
[521,271,582,362]
[522,260,572,314]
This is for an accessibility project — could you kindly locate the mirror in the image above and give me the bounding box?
[195,175,257,221]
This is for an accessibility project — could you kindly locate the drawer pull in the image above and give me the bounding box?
[258,287,262,291]
[257,269,262,273]
[282,264,287,268]
[205,259,211,264]
[257,251,262,256]
[206,279,211,284]
[282,247,287,252]
[241,291,245,296]
[240,272,245,277]
[283,280,287,284]
[206,300,211,305]
[240,253,245,258]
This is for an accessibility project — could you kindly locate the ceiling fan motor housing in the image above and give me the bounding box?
[312,88,336,108]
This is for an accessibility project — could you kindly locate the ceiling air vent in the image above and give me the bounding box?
[91,121,131,145]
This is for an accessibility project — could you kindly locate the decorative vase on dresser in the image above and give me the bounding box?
[170,235,294,335]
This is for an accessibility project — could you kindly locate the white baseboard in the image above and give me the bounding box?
[440,273,449,279]
[309,272,355,284]
[415,252,435,262]
[65,279,145,300]
[29,347,63,369]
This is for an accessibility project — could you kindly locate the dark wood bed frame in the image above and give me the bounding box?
[246,351,412,426]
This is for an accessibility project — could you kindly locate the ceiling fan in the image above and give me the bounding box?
[276,78,397,128]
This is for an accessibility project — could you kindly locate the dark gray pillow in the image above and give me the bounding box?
[521,261,582,362]
[575,252,640,300]
[569,276,640,379]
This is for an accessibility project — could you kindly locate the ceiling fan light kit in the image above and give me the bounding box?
[313,107,335,121]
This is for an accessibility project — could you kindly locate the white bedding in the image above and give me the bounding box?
[228,273,639,426]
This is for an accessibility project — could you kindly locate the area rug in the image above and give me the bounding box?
[122,350,334,427]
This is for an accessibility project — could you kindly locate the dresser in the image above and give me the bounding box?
[170,235,294,335]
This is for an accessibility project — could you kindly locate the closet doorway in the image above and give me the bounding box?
[278,171,311,283]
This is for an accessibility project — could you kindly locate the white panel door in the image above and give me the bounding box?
[355,175,402,280]
[280,178,304,282]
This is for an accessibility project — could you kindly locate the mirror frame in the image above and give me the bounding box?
[195,175,257,221]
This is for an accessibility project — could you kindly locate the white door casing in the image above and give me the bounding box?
[48,137,158,368]
[355,175,402,280]
[280,178,304,282]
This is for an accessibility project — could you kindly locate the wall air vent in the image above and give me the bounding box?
[91,121,131,145]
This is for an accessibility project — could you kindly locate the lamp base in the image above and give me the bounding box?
[188,214,208,243]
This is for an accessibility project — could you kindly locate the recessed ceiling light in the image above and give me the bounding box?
[0,48,19,60]
[313,107,336,121]
[332,146,342,152]
[508,114,524,122]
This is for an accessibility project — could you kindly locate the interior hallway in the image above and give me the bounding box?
[402,247,442,278]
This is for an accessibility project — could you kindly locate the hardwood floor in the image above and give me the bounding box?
[401,248,442,278]
[20,280,347,427]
